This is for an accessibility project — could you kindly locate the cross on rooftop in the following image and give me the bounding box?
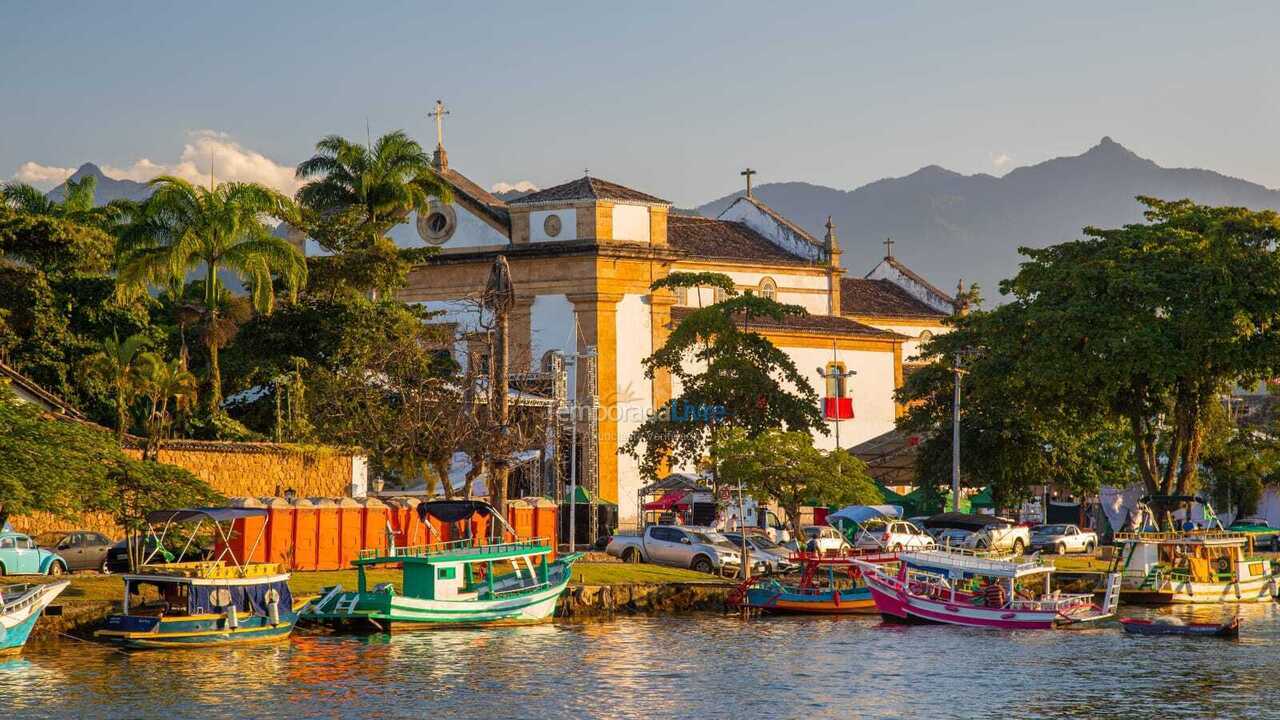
[741,168,756,198]
[883,237,895,259]
[429,99,449,147]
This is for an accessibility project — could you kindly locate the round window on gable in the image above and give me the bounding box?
[543,214,562,238]
[759,277,777,301]
[416,204,457,245]
[918,330,934,343]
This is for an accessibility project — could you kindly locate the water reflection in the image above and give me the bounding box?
[7,605,1280,719]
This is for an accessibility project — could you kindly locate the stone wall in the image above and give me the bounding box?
[138,441,361,498]
[10,441,365,539]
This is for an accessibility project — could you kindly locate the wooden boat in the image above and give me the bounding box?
[729,550,897,615]
[854,549,1120,630]
[1,581,69,655]
[95,508,309,649]
[1120,615,1240,638]
[1113,531,1276,604]
[303,500,581,630]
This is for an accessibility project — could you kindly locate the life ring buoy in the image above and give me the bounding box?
[264,588,280,604]
[1217,556,1232,574]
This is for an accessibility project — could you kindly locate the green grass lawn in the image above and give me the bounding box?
[19,561,716,607]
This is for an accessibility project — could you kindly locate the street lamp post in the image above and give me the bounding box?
[952,354,962,512]
[816,365,858,457]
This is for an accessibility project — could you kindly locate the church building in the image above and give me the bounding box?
[384,105,956,526]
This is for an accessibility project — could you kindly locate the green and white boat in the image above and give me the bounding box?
[302,500,581,630]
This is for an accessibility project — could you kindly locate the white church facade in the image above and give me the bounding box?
[378,113,955,525]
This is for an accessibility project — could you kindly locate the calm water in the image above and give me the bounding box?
[4,605,1279,720]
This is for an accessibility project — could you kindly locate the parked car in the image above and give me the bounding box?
[1029,524,1098,554]
[923,513,1030,555]
[853,519,936,552]
[0,531,67,576]
[723,532,798,574]
[606,525,752,575]
[798,525,851,554]
[37,531,115,573]
[103,536,177,574]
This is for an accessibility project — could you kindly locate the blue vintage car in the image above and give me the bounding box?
[0,531,67,576]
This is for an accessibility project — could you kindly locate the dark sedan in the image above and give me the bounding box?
[37,531,116,573]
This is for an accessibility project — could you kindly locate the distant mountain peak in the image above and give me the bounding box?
[694,137,1280,305]
[46,163,151,204]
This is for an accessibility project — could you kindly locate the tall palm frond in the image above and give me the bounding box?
[80,331,150,444]
[115,176,305,410]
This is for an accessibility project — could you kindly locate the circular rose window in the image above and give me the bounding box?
[543,214,562,238]
[416,204,456,245]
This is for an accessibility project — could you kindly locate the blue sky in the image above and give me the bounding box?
[2,1,1277,205]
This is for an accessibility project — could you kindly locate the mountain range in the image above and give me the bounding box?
[695,138,1280,301]
[47,139,1280,302]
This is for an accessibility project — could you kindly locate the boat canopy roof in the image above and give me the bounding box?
[145,507,267,525]
[828,505,903,525]
[1115,531,1249,547]
[416,500,499,524]
[901,549,1052,579]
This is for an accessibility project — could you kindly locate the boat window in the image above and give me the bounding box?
[437,567,456,580]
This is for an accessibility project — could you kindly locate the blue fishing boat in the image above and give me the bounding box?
[729,551,896,614]
[95,508,309,649]
[1,581,69,655]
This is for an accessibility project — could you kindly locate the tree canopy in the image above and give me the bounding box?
[623,272,826,481]
[715,429,880,538]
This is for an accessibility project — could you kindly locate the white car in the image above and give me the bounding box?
[798,525,850,553]
[854,519,936,552]
[1029,524,1098,554]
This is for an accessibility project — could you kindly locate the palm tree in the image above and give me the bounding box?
[80,332,149,445]
[295,130,452,243]
[1,174,98,218]
[115,176,306,410]
[134,353,198,460]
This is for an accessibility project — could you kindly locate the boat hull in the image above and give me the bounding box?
[306,577,569,629]
[95,601,308,650]
[1120,617,1240,637]
[1,581,69,655]
[1121,576,1274,605]
[742,586,876,615]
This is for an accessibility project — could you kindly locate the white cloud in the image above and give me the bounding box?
[490,180,539,194]
[12,131,301,194]
[990,152,1015,172]
[13,161,75,188]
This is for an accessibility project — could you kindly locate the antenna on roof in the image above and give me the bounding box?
[740,168,756,198]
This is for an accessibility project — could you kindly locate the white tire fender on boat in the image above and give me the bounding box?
[265,588,281,626]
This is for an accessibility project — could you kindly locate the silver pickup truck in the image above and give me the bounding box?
[606,525,748,574]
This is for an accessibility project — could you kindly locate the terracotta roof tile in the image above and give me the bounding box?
[667,215,813,265]
[508,176,669,206]
[841,278,949,319]
[671,306,901,340]
[438,168,510,227]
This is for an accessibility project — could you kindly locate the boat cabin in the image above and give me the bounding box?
[899,549,1061,608]
[120,562,292,620]
[1117,531,1264,585]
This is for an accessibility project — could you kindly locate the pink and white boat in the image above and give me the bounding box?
[854,550,1120,630]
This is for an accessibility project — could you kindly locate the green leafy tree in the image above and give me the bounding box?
[897,307,1136,509]
[79,332,150,444]
[0,384,118,528]
[109,457,222,571]
[993,197,1280,503]
[134,353,199,460]
[716,429,880,539]
[623,272,826,482]
[115,177,307,410]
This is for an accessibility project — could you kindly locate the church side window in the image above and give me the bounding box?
[713,286,728,304]
[674,285,689,306]
[825,362,848,398]
[759,277,777,301]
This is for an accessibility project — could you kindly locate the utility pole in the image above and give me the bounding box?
[485,256,514,524]
[952,353,962,512]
